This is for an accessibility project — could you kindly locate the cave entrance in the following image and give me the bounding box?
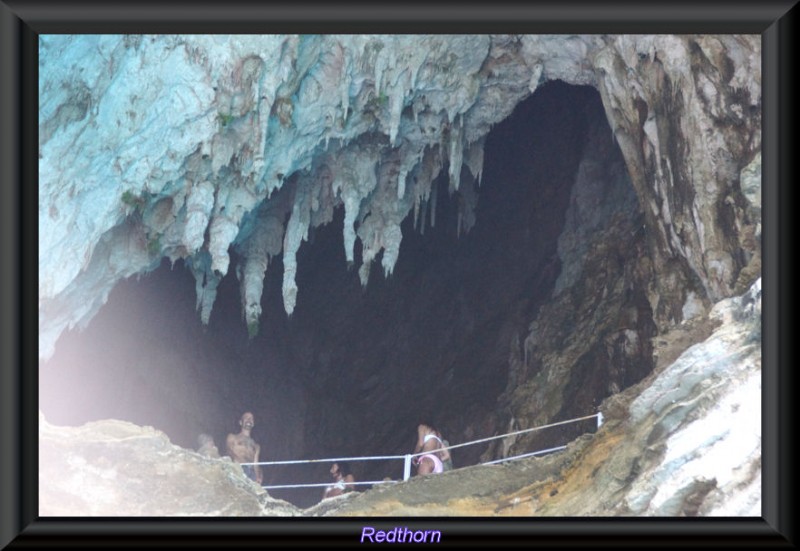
[40,81,635,509]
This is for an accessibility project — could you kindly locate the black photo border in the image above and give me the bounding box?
[1,0,796,548]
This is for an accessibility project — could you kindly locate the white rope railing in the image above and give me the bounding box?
[424,412,602,456]
[242,411,603,490]
[242,453,404,466]
[262,480,399,490]
[482,445,567,465]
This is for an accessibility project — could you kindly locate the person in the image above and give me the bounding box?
[226,411,263,484]
[322,462,355,499]
[196,433,220,458]
[413,423,452,475]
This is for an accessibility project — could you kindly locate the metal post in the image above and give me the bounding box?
[403,454,412,481]
[596,412,604,429]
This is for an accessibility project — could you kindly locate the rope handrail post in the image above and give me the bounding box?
[597,412,604,429]
[403,454,412,481]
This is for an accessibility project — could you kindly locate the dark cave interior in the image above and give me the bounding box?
[40,81,626,508]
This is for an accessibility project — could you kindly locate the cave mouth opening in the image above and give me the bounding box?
[40,80,624,509]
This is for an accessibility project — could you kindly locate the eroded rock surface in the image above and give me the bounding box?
[39,35,760,361]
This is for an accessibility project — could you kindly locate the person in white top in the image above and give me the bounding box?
[412,424,452,475]
[323,461,355,499]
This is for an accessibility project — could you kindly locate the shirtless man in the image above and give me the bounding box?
[412,423,451,475]
[226,412,263,484]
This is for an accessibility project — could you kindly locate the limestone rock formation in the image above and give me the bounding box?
[39,34,760,361]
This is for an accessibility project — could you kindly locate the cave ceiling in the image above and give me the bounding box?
[39,34,761,363]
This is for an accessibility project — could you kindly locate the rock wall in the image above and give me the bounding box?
[592,35,761,324]
[480,101,658,461]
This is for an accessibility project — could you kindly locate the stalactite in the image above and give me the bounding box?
[332,145,380,264]
[448,115,465,191]
[457,176,478,238]
[464,138,486,186]
[182,181,215,254]
[381,223,403,277]
[281,177,312,316]
[240,213,284,333]
[187,252,220,325]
